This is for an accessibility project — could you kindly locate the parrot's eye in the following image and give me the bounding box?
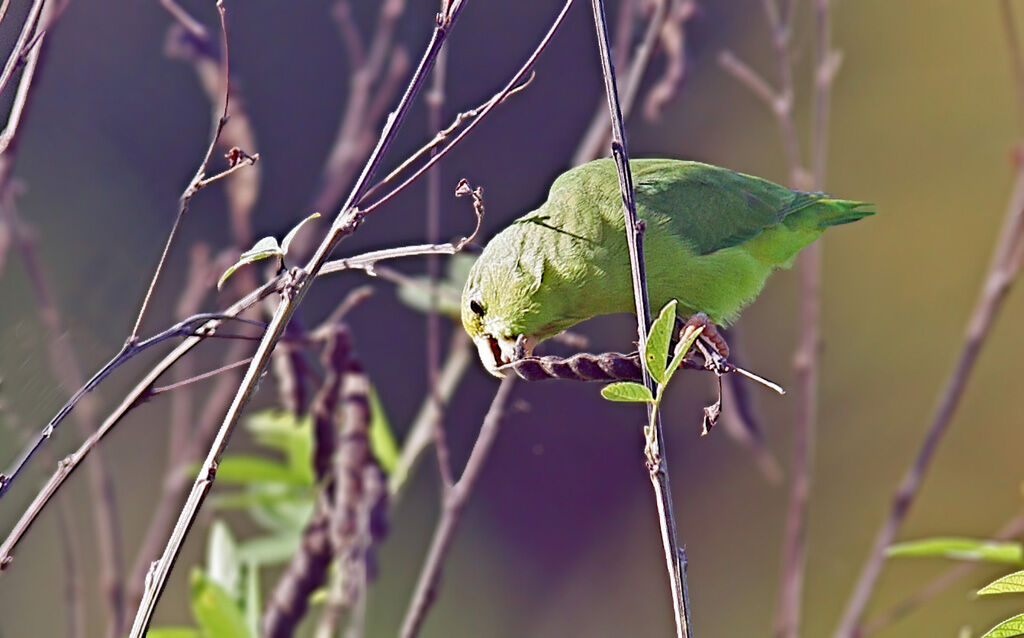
[469,298,485,317]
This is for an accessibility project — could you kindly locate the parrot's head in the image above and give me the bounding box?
[460,226,549,378]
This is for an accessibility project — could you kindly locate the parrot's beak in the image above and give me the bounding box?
[473,333,535,378]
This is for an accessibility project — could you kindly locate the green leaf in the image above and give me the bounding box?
[215,456,308,486]
[396,278,462,318]
[368,386,399,474]
[643,300,677,384]
[980,570,1024,595]
[981,613,1024,638]
[887,538,1024,564]
[190,569,251,638]
[601,382,654,403]
[211,488,313,511]
[147,629,202,638]
[245,411,314,487]
[242,561,260,638]
[217,237,283,290]
[237,532,303,566]
[281,212,321,257]
[243,484,315,535]
[665,325,704,384]
[205,520,240,598]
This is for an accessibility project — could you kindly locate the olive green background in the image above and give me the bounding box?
[1,1,1023,636]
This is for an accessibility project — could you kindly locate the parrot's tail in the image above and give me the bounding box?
[811,199,875,228]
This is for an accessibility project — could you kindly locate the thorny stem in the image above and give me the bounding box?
[833,7,1024,637]
[128,4,470,634]
[590,0,691,636]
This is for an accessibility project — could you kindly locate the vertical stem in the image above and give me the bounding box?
[426,43,455,489]
[589,1,692,635]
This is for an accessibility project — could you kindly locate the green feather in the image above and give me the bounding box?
[462,158,873,349]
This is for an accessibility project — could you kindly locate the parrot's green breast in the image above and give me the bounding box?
[462,158,872,357]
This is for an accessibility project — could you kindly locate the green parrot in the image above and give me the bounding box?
[461,158,872,377]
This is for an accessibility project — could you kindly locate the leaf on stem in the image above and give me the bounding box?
[979,570,1024,596]
[665,325,704,385]
[981,612,1024,638]
[886,538,1024,565]
[280,212,321,256]
[644,300,677,384]
[218,236,283,290]
[601,381,654,403]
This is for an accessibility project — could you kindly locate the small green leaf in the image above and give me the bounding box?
[281,212,321,256]
[242,560,260,638]
[218,237,283,290]
[980,570,1024,595]
[601,382,654,403]
[643,300,677,384]
[981,613,1024,638]
[665,325,704,385]
[206,520,240,598]
[147,629,202,638]
[368,386,399,474]
[887,538,1024,564]
[237,532,303,566]
[215,456,308,486]
[245,411,314,486]
[243,485,315,535]
[190,569,251,638]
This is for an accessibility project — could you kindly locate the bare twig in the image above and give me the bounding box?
[426,40,455,491]
[391,330,473,498]
[589,0,692,634]
[642,0,695,121]
[0,0,45,104]
[55,500,85,638]
[130,0,256,340]
[398,376,516,638]
[833,10,1024,638]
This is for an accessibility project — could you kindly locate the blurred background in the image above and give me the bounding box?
[2,0,1024,636]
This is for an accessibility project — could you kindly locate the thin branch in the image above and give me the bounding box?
[0,0,45,103]
[590,0,691,635]
[355,0,574,215]
[833,9,1024,638]
[129,0,251,340]
[55,500,85,638]
[391,330,473,498]
[426,40,455,491]
[398,376,516,638]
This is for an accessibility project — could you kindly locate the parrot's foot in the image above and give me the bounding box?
[682,312,730,360]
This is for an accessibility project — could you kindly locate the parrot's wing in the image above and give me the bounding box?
[631,159,820,255]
